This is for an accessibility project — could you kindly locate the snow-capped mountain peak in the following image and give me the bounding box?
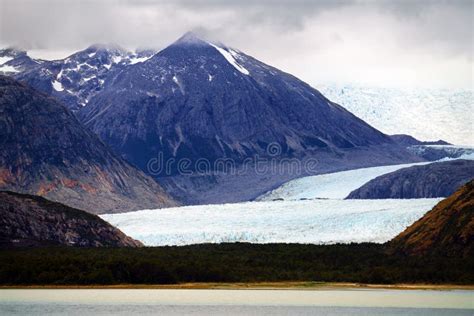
[0,47,27,63]
[78,32,397,182]
[0,47,32,73]
[83,43,128,56]
[158,32,251,77]
[173,31,209,46]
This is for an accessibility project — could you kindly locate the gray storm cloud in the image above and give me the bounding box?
[0,0,472,88]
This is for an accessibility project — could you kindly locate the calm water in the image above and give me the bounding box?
[0,289,473,315]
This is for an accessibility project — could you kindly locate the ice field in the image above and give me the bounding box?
[102,198,441,246]
[257,162,431,201]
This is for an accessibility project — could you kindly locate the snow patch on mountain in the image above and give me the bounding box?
[102,198,440,246]
[129,55,152,65]
[0,56,14,65]
[52,80,64,91]
[112,55,122,64]
[172,75,185,94]
[316,83,474,145]
[209,43,250,75]
[0,65,19,73]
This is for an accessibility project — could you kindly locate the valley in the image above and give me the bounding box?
[1,1,473,314]
[0,31,472,290]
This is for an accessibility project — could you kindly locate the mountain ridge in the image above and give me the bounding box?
[76,33,423,203]
[347,159,474,199]
[80,33,395,166]
[388,180,474,258]
[0,191,142,248]
[1,34,426,204]
[0,75,177,213]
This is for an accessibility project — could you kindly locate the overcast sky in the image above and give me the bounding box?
[0,0,472,89]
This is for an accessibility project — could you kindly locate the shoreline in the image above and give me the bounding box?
[2,282,474,291]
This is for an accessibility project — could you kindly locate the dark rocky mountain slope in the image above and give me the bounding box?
[80,32,394,171]
[0,191,142,248]
[388,180,474,258]
[347,160,474,199]
[1,34,425,204]
[77,32,422,203]
[0,75,177,213]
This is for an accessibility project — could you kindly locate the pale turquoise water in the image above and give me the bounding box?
[1,289,473,315]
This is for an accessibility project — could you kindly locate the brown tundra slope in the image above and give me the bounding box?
[388,180,474,258]
[0,75,177,214]
[0,191,142,248]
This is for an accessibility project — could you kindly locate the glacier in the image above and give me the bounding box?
[101,199,441,246]
[316,83,474,146]
[258,152,474,201]
[257,162,431,201]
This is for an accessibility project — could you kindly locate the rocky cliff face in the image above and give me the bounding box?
[347,160,474,199]
[0,75,177,213]
[388,180,474,257]
[0,191,142,248]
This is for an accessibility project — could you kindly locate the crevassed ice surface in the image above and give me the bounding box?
[257,153,473,201]
[101,199,441,246]
[258,162,431,201]
[317,83,474,146]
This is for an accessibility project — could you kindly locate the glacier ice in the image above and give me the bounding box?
[317,83,474,146]
[257,162,433,201]
[258,153,473,202]
[101,199,441,246]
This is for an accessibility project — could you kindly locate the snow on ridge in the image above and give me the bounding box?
[112,55,122,64]
[129,56,152,65]
[0,56,14,65]
[0,64,19,73]
[101,198,441,246]
[209,43,250,75]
